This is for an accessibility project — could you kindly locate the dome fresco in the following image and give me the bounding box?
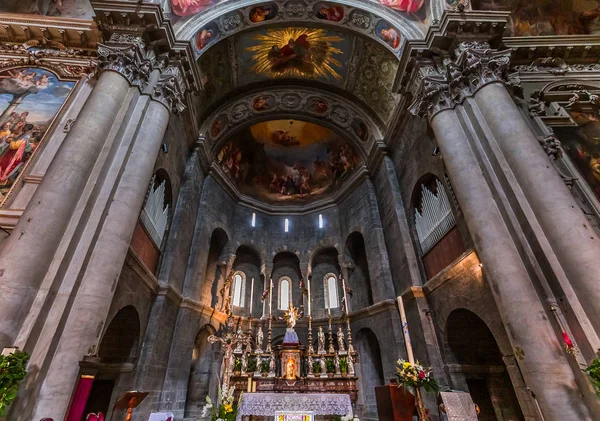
[216,119,361,204]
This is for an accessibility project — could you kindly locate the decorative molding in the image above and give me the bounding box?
[153,65,187,113]
[97,40,153,89]
[537,132,562,161]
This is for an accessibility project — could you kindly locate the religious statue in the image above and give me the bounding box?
[307,354,314,377]
[334,353,341,375]
[234,327,246,352]
[317,326,326,354]
[337,326,346,353]
[283,303,301,329]
[269,355,276,377]
[241,352,248,374]
[256,326,264,353]
[347,355,355,376]
[319,358,326,374]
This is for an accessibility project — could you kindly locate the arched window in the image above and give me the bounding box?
[279,277,292,310]
[324,273,339,310]
[232,271,246,307]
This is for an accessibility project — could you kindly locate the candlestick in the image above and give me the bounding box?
[269,278,273,316]
[328,316,335,354]
[308,316,314,354]
[307,276,311,316]
[249,277,254,316]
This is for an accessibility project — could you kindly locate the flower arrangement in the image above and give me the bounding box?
[247,357,257,374]
[339,357,348,376]
[395,359,439,393]
[312,361,322,376]
[260,358,270,375]
[326,358,335,374]
[0,350,29,416]
[201,384,239,421]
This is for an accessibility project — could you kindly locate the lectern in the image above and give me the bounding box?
[375,384,416,421]
[113,391,148,421]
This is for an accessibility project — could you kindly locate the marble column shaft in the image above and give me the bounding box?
[430,107,591,420]
[0,71,131,349]
[474,83,600,334]
[30,98,170,421]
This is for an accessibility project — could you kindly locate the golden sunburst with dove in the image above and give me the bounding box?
[246,27,344,80]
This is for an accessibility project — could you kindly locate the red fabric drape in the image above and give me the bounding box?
[65,376,94,421]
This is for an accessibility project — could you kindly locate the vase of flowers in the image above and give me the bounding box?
[396,359,439,421]
[247,357,257,377]
[234,358,242,376]
[260,359,270,377]
[201,384,239,421]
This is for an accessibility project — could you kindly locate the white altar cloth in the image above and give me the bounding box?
[236,393,352,421]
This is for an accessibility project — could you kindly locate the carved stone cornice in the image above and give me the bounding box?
[408,42,518,119]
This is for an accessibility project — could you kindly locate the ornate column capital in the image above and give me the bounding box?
[97,33,154,89]
[152,65,188,114]
[409,42,520,119]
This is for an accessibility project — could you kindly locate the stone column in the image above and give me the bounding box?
[0,62,135,348]
[413,75,592,418]
[27,65,186,420]
[474,82,600,334]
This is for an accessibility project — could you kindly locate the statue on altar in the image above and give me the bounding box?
[337,327,346,353]
[334,353,341,375]
[282,303,302,345]
[317,326,326,354]
[347,355,355,376]
[241,352,248,374]
[256,326,264,353]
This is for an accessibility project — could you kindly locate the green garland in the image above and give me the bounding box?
[584,357,600,395]
[0,351,29,416]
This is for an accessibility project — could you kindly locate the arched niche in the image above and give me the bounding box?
[310,246,340,319]
[445,309,525,421]
[98,305,141,364]
[344,232,373,309]
[354,328,385,419]
[185,325,221,418]
[272,251,301,313]
[231,244,263,318]
[201,227,230,306]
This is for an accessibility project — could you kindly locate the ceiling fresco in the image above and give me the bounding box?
[197,25,399,123]
[236,27,351,87]
[216,119,362,204]
[0,0,94,18]
[473,0,600,36]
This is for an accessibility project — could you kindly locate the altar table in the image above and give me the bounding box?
[236,393,353,421]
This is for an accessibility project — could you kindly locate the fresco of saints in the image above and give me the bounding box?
[250,6,277,23]
[379,27,401,49]
[196,28,214,51]
[0,124,36,184]
[171,0,213,17]
[316,5,344,22]
[380,0,424,13]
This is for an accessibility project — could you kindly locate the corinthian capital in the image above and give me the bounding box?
[153,65,187,114]
[97,34,153,89]
[409,43,519,119]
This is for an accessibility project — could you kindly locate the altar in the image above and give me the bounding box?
[236,393,353,421]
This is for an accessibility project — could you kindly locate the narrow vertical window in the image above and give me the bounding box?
[251,212,256,227]
[279,278,291,310]
[232,272,245,307]
[319,214,323,229]
[324,274,339,309]
[284,218,289,232]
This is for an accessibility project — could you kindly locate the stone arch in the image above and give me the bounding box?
[232,244,263,317]
[309,246,341,319]
[354,328,385,420]
[98,305,141,364]
[184,325,221,418]
[200,227,230,306]
[272,251,302,312]
[344,231,373,309]
[444,309,525,421]
[173,0,425,54]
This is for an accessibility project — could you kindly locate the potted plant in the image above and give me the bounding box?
[326,358,335,378]
[340,356,348,378]
[247,357,257,377]
[234,358,242,376]
[0,350,30,417]
[260,359,270,377]
[313,361,322,378]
